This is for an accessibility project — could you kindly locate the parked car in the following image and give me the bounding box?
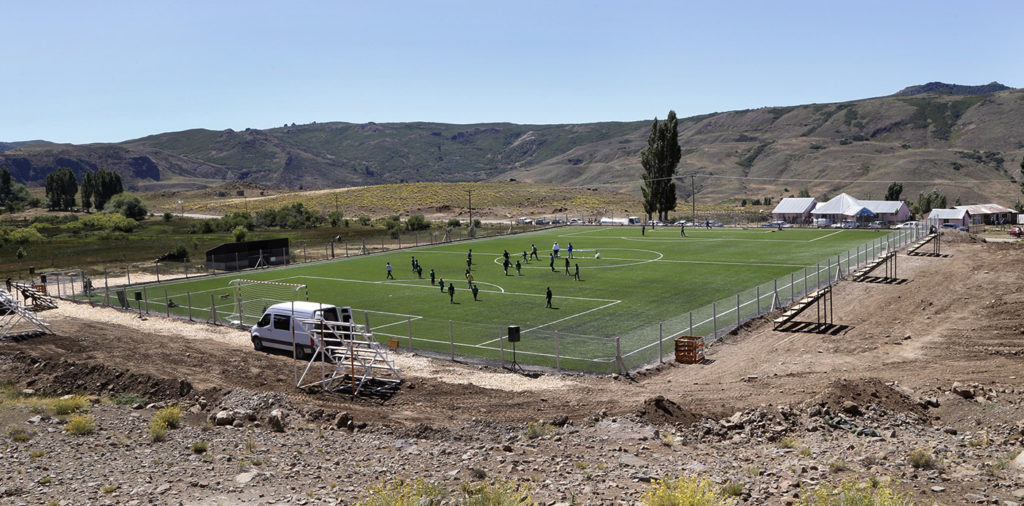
[649,220,665,226]
[940,223,968,231]
[569,218,582,224]
[869,221,888,229]
[707,220,724,227]
[1008,226,1024,238]
[516,217,533,224]
[535,218,550,225]
[841,221,858,229]
[895,221,918,229]
[551,218,564,224]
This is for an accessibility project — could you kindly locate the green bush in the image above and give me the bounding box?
[8,227,46,244]
[232,225,248,242]
[641,476,738,506]
[191,441,209,454]
[103,193,148,220]
[459,479,533,505]
[149,420,168,442]
[908,448,935,470]
[447,218,462,228]
[800,478,912,505]
[406,214,430,231]
[357,478,447,506]
[65,415,95,435]
[153,406,182,429]
[52,395,90,415]
[7,427,33,442]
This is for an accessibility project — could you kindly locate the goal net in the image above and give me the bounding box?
[41,269,89,299]
[228,279,308,326]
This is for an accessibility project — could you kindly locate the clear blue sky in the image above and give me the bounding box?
[3,1,1022,144]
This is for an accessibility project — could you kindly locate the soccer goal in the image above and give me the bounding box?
[228,279,308,326]
[41,269,89,299]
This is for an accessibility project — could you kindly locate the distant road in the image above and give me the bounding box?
[173,213,221,220]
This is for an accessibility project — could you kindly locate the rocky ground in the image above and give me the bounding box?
[1,236,1024,505]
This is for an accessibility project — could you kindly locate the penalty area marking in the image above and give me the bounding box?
[476,299,622,347]
[808,230,842,242]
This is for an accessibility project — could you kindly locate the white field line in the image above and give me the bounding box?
[372,330,613,363]
[656,259,807,268]
[808,230,842,242]
[477,300,622,347]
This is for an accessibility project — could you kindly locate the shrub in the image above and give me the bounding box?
[191,441,209,454]
[8,227,46,244]
[65,415,95,435]
[908,448,935,469]
[720,482,744,497]
[7,428,33,442]
[112,393,148,406]
[163,212,173,221]
[357,478,447,506]
[447,218,462,228]
[103,193,148,220]
[828,460,850,473]
[358,215,372,226]
[149,420,168,442]
[101,485,118,493]
[641,476,738,506]
[799,478,912,505]
[232,225,248,242]
[52,395,89,415]
[459,479,533,505]
[524,421,558,439]
[777,436,799,449]
[153,406,182,429]
[406,214,430,231]
[16,247,25,259]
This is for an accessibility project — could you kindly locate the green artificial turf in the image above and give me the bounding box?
[93,225,910,372]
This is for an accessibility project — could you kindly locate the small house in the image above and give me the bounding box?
[771,197,817,224]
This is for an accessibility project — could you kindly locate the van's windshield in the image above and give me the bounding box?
[316,307,340,321]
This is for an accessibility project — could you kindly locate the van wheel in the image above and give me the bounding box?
[294,345,310,360]
[252,336,264,351]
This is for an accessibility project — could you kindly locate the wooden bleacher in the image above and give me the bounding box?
[11,282,57,312]
[851,251,896,282]
[773,285,833,330]
[906,233,940,256]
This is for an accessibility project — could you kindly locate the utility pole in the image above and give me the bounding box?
[334,193,339,215]
[690,174,696,222]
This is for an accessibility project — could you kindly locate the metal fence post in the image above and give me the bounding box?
[790,272,795,303]
[689,311,693,336]
[756,286,760,315]
[187,291,192,321]
[165,289,170,317]
[143,287,149,314]
[209,294,216,324]
[449,320,454,360]
[803,267,808,295]
[555,331,561,371]
[658,323,663,364]
[499,328,504,366]
[126,263,131,286]
[712,302,718,340]
[615,337,623,375]
[736,293,741,327]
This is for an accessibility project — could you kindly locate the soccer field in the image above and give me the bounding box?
[102,225,909,372]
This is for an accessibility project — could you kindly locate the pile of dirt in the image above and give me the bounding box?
[0,351,197,402]
[637,395,704,426]
[805,378,927,419]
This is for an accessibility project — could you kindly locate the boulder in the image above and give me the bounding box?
[267,409,287,433]
[214,410,234,426]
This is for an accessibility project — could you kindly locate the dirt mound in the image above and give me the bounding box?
[637,396,704,426]
[0,351,196,402]
[806,378,927,419]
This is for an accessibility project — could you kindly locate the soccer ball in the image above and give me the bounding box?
[594,252,600,259]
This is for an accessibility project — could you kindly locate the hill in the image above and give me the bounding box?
[1,82,1022,204]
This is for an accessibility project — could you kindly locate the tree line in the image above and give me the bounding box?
[43,167,125,212]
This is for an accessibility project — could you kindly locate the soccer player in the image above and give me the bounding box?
[430,268,436,285]
[471,284,479,301]
[448,283,455,304]
[530,244,538,260]
[417,265,423,279]
[503,259,510,276]
[411,256,416,272]
[549,252,555,272]
[439,278,445,292]
[386,262,394,279]
[545,287,552,308]
[567,242,573,259]
[681,223,686,237]
[467,249,472,270]
[552,242,560,257]
[564,257,571,275]
[515,260,522,276]
[522,250,528,263]
[466,270,474,288]
[574,263,580,281]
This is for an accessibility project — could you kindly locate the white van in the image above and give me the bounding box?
[250,301,353,359]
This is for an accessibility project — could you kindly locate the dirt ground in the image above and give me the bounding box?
[3,236,1024,504]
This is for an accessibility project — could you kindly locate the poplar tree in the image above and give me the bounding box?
[640,110,681,222]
